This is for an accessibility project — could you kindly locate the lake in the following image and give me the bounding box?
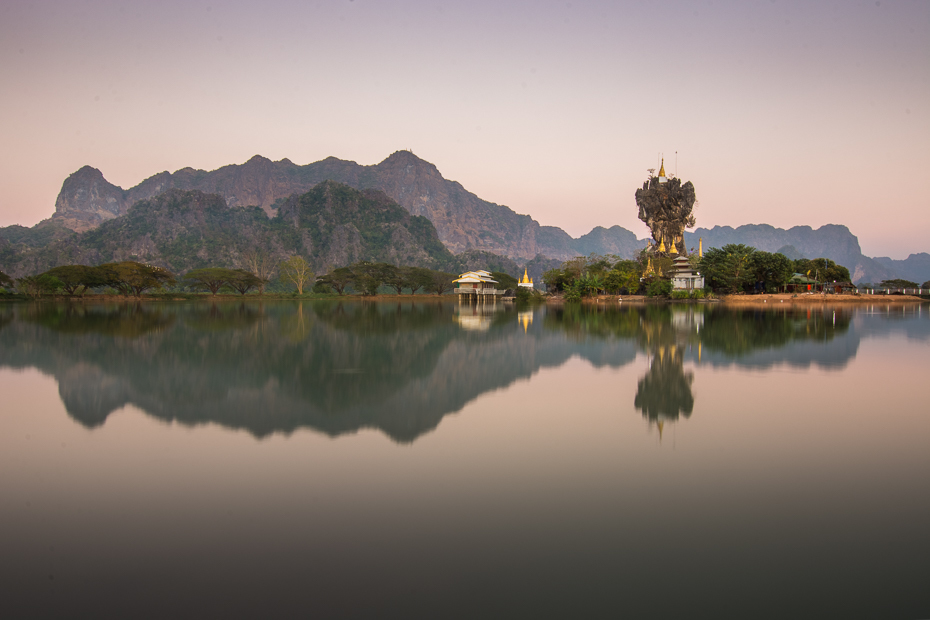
[1,299,928,619]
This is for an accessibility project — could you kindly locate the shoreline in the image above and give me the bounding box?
[1,292,926,305]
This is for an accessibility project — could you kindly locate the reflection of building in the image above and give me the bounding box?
[670,255,704,291]
[518,310,533,333]
[454,270,504,303]
[518,269,534,289]
[453,303,500,331]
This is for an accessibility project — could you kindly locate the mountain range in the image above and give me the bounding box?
[1,150,927,284]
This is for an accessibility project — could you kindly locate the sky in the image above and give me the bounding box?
[0,0,927,259]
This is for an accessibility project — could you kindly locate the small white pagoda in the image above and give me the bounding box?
[670,255,704,291]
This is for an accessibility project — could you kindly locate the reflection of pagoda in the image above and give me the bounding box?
[634,343,694,431]
[634,307,703,439]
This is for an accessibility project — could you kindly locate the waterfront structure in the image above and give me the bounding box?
[670,255,704,291]
[518,269,534,289]
[454,270,504,302]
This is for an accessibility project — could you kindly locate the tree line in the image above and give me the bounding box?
[0,258,463,298]
[539,245,868,298]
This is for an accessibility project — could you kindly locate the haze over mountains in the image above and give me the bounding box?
[1,151,927,284]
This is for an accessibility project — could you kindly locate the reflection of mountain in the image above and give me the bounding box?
[0,301,637,442]
[0,302,875,442]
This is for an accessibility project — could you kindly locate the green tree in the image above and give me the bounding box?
[279,256,314,294]
[99,262,175,297]
[184,267,236,296]
[17,274,63,299]
[490,271,518,290]
[348,261,391,296]
[794,257,850,283]
[0,269,12,289]
[922,281,930,289]
[646,279,672,297]
[382,264,406,294]
[42,265,108,296]
[700,244,756,293]
[879,279,919,289]
[228,269,264,295]
[748,251,793,292]
[401,266,433,295]
[318,267,355,295]
[427,270,456,295]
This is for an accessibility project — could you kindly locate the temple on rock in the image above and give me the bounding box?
[635,157,697,257]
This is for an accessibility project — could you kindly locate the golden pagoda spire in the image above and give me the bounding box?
[658,239,666,253]
[658,158,666,178]
[699,237,703,257]
[521,268,532,284]
[669,240,678,254]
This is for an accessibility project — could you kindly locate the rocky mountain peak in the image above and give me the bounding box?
[52,166,125,232]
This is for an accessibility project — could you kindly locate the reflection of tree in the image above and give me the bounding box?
[700,307,851,356]
[279,302,313,342]
[20,302,175,339]
[181,302,263,332]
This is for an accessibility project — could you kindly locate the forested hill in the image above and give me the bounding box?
[0,182,456,277]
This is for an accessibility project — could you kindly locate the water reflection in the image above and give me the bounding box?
[0,300,919,442]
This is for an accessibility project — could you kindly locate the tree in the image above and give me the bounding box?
[279,256,314,294]
[382,264,406,294]
[922,281,930,289]
[491,271,518,290]
[402,266,433,295]
[42,265,108,296]
[1,269,16,289]
[17,274,62,299]
[794,257,851,283]
[228,269,263,295]
[99,262,175,297]
[350,261,394,296]
[700,244,756,293]
[427,270,456,295]
[184,267,235,296]
[879,279,918,289]
[748,251,793,292]
[318,267,355,295]
[241,247,276,294]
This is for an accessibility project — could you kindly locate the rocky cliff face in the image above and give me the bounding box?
[872,253,930,285]
[48,151,638,261]
[53,166,127,232]
[4,183,454,277]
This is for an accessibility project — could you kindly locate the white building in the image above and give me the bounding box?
[670,255,704,291]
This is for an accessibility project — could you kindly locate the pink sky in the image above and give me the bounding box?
[1,0,927,258]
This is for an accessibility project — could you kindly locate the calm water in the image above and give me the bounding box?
[1,300,928,619]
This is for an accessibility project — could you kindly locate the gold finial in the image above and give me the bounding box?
[658,158,666,178]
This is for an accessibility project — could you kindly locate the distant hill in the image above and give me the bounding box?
[685,224,897,284]
[872,253,930,285]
